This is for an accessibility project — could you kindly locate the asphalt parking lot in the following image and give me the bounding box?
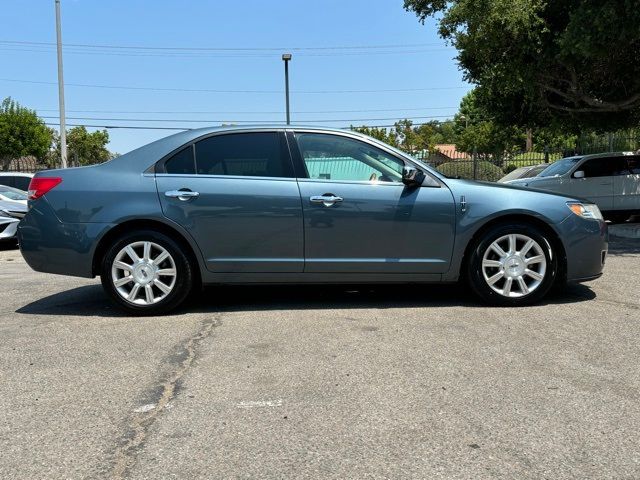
[1,236,639,479]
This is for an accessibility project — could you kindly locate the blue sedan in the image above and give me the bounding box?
[19,126,607,314]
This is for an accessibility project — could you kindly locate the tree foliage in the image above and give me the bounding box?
[352,119,457,154]
[52,126,112,166]
[404,0,640,130]
[0,97,52,171]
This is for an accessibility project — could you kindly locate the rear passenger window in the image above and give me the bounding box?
[164,147,195,174]
[195,132,293,178]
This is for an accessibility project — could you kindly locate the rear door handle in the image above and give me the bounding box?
[310,194,343,207]
[165,190,200,201]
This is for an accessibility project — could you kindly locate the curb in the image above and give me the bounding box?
[609,223,640,239]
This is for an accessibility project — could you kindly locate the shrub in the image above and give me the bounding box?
[436,161,504,181]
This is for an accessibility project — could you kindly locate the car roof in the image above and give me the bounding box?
[0,172,34,177]
[579,151,636,160]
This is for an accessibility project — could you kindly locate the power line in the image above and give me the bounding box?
[43,118,458,131]
[0,39,444,51]
[40,115,456,123]
[34,106,459,115]
[44,122,190,130]
[0,77,468,94]
[0,45,452,58]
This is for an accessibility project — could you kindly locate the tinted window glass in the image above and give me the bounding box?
[626,156,640,174]
[581,157,627,178]
[164,147,195,174]
[295,133,404,183]
[14,177,31,191]
[195,132,292,178]
[0,177,16,188]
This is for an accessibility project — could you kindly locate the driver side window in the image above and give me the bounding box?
[295,133,404,183]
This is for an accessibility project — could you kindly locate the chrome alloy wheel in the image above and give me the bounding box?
[111,241,177,305]
[481,233,547,298]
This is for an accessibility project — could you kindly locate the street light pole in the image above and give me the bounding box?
[55,0,68,168]
[282,53,291,125]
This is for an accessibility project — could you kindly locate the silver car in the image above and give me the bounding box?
[498,164,548,183]
[0,198,27,243]
[508,152,640,222]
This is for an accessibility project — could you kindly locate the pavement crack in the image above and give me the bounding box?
[109,315,222,479]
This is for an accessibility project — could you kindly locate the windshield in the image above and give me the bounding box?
[0,186,27,201]
[538,157,583,177]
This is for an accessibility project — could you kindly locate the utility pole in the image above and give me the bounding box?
[282,53,291,125]
[55,0,68,168]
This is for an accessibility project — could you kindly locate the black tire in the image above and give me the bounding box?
[100,229,194,315]
[466,222,558,306]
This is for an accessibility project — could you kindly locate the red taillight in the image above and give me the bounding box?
[28,177,62,200]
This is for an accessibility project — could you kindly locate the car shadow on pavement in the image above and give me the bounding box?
[16,282,596,317]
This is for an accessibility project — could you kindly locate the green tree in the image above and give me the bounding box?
[0,97,52,171]
[452,90,525,155]
[404,0,640,130]
[52,126,111,166]
[350,125,399,147]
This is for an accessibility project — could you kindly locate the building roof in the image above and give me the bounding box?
[433,144,470,161]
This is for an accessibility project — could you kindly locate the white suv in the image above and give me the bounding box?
[0,172,34,192]
[508,152,640,222]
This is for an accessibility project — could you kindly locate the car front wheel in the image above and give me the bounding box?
[100,230,194,315]
[467,223,558,306]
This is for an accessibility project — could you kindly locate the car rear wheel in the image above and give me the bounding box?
[467,223,558,306]
[100,230,194,315]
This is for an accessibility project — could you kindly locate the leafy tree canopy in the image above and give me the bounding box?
[404,0,640,130]
[0,97,52,170]
[52,126,112,166]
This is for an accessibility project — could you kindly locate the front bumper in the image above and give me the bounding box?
[0,218,19,241]
[558,214,608,282]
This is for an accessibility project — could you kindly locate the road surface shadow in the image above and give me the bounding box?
[16,282,596,317]
[608,236,640,255]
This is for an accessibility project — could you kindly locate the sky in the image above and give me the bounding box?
[1,0,472,154]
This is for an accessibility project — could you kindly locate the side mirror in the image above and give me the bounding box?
[402,166,425,187]
[573,170,585,179]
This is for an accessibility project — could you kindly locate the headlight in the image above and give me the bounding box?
[567,202,603,221]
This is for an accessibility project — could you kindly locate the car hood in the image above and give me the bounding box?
[506,176,558,186]
[0,198,28,212]
[445,178,592,203]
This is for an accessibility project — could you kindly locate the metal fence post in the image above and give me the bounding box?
[472,148,478,180]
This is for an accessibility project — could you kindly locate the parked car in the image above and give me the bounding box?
[0,172,34,191]
[508,152,640,222]
[498,164,549,183]
[0,198,28,243]
[19,126,607,314]
[0,185,28,205]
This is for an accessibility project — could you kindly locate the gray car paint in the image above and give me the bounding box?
[509,152,640,215]
[18,126,607,286]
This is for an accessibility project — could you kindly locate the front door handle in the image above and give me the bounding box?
[310,194,343,207]
[165,189,200,201]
